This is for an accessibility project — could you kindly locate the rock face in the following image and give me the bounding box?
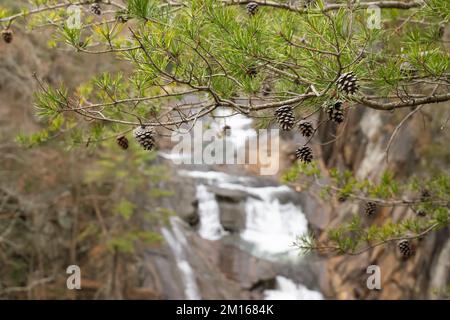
[159,174,199,227]
[138,218,280,299]
[314,105,450,299]
[142,167,322,299]
[208,186,247,232]
[144,221,260,300]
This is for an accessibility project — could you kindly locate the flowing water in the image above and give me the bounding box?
[196,184,227,241]
[161,218,201,300]
[264,276,323,300]
[160,109,323,300]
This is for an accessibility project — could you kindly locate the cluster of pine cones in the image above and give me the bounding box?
[285,71,359,164]
[116,126,156,151]
[270,60,418,262]
[274,107,315,136]
[274,106,315,163]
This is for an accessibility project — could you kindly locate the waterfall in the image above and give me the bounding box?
[179,170,321,299]
[196,184,226,240]
[161,217,201,300]
[210,110,256,149]
[241,190,307,259]
[264,276,324,300]
[159,107,323,300]
[191,175,308,259]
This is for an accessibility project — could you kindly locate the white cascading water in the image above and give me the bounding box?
[264,276,323,300]
[160,108,323,299]
[196,184,227,240]
[161,217,201,300]
[180,170,322,299]
[241,189,307,259]
[184,174,308,259]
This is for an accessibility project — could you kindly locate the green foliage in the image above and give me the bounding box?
[115,199,136,220]
[34,85,68,120]
[107,230,163,253]
[2,0,449,260]
[292,167,449,255]
[293,233,317,255]
[1,0,446,147]
[422,0,450,20]
[83,139,172,255]
[296,211,445,255]
[281,161,321,183]
[16,114,65,148]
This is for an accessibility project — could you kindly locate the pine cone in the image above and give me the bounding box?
[365,202,377,216]
[275,106,295,131]
[116,15,129,24]
[338,194,348,202]
[91,3,102,16]
[295,146,313,163]
[416,210,426,217]
[262,83,272,96]
[117,136,129,150]
[420,189,431,201]
[336,71,359,95]
[398,239,413,259]
[246,2,259,16]
[298,121,314,137]
[326,101,345,124]
[2,29,13,44]
[246,66,258,78]
[133,126,156,150]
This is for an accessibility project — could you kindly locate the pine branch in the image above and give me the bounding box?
[0,1,126,24]
[222,1,424,13]
[357,93,450,111]
[295,222,442,256]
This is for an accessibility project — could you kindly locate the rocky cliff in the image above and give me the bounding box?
[314,106,450,299]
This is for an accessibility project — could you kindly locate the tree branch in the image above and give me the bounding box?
[0,1,125,24]
[357,93,450,110]
[222,0,423,13]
